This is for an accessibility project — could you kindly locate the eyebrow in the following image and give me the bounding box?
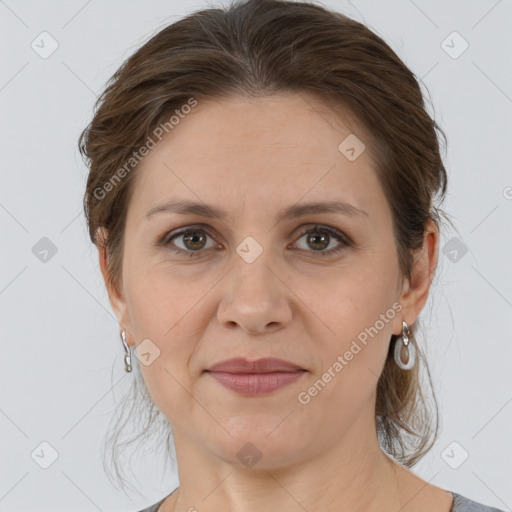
[144,199,369,221]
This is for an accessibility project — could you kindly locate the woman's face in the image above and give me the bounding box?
[101,92,437,468]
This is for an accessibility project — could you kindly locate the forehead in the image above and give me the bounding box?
[129,92,387,222]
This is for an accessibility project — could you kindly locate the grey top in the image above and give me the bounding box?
[137,490,507,512]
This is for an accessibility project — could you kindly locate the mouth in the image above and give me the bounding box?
[203,357,307,396]
[204,369,307,396]
[205,356,305,373]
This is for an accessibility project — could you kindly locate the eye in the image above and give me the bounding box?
[159,224,352,258]
[164,227,218,257]
[292,225,351,257]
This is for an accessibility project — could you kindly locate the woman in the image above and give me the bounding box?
[79,1,506,511]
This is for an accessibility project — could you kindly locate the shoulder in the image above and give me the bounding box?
[136,497,167,512]
[136,501,165,512]
[135,490,508,512]
[450,492,507,512]
[136,487,179,512]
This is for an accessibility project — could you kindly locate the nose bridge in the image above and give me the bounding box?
[217,235,293,333]
[231,238,279,306]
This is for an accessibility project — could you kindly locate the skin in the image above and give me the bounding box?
[98,92,452,512]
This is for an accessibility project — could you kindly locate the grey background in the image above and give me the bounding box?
[1,0,511,511]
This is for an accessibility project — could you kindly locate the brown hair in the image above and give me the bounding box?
[79,0,452,492]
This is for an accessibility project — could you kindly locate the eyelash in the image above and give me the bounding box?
[159,224,352,258]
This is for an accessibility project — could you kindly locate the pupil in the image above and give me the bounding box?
[308,231,329,251]
[184,231,205,250]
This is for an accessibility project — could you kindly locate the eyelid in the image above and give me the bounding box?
[159,223,352,257]
[161,223,221,244]
[292,224,353,246]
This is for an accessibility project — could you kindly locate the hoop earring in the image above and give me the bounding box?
[120,329,132,373]
[394,321,415,370]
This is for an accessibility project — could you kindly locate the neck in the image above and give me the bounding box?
[166,404,403,512]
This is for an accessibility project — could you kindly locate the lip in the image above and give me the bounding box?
[206,357,304,373]
[204,358,306,397]
[206,371,306,396]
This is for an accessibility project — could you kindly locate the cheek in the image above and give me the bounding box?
[122,259,213,398]
[310,249,399,374]
[125,267,202,421]
[126,275,203,363]
[123,246,210,336]
[125,267,174,338]
[297,270,398,432]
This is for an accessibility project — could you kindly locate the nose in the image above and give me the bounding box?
[217,254,293,336]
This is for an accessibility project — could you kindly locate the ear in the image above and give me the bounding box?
[97,227,136,346]
[392,219,439,335]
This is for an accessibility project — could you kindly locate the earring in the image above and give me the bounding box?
[394,321,415,370]
[120,329,132,372]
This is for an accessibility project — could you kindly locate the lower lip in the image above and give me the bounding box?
[206,370,306,396]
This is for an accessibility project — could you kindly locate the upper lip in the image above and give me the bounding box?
[206,357,305,373]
